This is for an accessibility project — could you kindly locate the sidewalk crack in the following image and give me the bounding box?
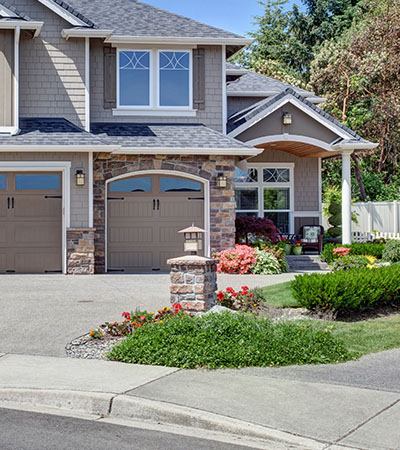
[334,398,400,445]
[122,369,181,395]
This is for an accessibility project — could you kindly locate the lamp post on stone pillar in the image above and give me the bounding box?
[167,224,218,314]
[341,150,353,245]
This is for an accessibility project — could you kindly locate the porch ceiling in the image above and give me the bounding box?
[255,141,339,158]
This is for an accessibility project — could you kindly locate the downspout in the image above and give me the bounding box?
[12,25,20,136]
[221,44,227,135]
[84,37,90,132]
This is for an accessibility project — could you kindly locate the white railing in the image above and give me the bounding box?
[352,231,400,243]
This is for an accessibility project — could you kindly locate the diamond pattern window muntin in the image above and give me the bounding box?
[234,168,258,183]
[263,168,290,183]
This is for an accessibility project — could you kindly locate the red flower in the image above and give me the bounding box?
[217,292,225,301]
[241,286,249,291]
[226,287,235,294]
[249,293,254,298]
[172,303,182,312]
[122,312,131,320]
[140,315,146,321]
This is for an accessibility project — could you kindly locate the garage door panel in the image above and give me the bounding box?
[109,250,153,270]
[0,223,8,244]
[15,249,61,273]
[109,199,153,219]
[13,196,61,219]
[109,226,153,244]
[0,196,8,218]
[0,251,7,271]
[159,200,203,219]
[14,223,61,246]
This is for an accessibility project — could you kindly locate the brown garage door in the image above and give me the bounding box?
[0,172,62,273]
[108,174,205,272]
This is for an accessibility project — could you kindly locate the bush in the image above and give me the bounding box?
[107,312,352,369]
[321,243,385,263]
[382,239,400,263]
[331,255,370,272]
[291,265,400,316]
[252,241,288,272]
[215,245,257,274]
[252,249,283,274]
[235,216,280,245]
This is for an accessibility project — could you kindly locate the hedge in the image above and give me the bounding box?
[291,265,400,315]
[321,242,385,263]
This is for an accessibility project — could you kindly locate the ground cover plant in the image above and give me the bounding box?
[107,312,352,369]
[291,265,400,317]
[382,240,400,263]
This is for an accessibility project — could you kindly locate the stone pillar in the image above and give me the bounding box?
[67,228,96,275]
[341,150,353,245]
[167,255,218,313]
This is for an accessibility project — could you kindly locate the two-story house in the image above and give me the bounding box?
[0,0,375,274]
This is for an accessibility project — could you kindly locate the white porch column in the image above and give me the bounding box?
[341,150,353,244]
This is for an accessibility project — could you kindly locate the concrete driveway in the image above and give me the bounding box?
[0,273,297,357]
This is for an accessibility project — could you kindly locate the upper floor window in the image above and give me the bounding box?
[117,49,192,110]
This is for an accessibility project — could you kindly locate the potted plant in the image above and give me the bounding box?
[281,237,292,255]
[292,240,303,255]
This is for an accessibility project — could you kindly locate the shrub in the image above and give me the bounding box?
[331,255,370,272]
[107,312,352,369]
[321,243,385,263]
[252,249,283,274]
[216,286,261,312]
[291,265,400,316]
[215,245,257,274]
[235,216,280,245]
[382,239,400,263]
[252,241,288,272]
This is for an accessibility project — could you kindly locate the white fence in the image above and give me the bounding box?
[322,201,400,241]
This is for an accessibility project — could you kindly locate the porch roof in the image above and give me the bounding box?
[0,118,260,155]
[228,88,377,158]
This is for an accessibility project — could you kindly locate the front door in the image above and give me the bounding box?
[0,172,63,273]
[107,174,205,272]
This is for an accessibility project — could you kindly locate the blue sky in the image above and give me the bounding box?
[143,0,267,36]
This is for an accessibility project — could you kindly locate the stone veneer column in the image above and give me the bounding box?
[167,255,218,313]
[67,228,95,275]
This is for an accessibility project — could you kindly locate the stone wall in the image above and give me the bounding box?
[93,153,236,273]
[67,228,95,275]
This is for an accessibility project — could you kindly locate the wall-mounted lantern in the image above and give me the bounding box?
[282,112,292,125]
[75,169,86,186]
[179,223,205,255]
[216,173,227,188]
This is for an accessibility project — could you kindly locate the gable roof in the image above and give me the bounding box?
[228,87,363,140]
[0,1,32,20]
[48,0,248,41]
[226,63,319,99]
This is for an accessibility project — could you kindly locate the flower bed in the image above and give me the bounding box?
[321,242,385,263]
[214,244,287,275]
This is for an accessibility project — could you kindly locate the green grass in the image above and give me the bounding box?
[107,312,352,369]
[261,282,300,308]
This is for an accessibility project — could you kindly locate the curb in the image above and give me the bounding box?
[0,388,353,450]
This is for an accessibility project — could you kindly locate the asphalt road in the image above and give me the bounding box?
[0,408,258,450]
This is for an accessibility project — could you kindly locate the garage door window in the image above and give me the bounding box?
[15,174,60,190]
[160,177,201,192]
[0,174,6,190]
[110,177,152,193]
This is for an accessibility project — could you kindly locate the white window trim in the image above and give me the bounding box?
[235,163,295,234]
[0,161,71,274]
[116,48,194,113]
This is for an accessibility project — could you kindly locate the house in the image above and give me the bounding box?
[0,0,376,275]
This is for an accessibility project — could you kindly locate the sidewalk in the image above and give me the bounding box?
[1,352,399,449]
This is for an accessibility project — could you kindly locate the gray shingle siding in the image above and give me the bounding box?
[15,0,86,128]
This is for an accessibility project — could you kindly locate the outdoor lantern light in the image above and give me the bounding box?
[282,112,292,125]
[216,173,227,188]
[179,223,205,255]
[75,169,86,186]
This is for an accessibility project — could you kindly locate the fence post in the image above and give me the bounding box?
[367,202,372,232]
[394,201,399,234]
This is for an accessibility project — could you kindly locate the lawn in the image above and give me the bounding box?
[261,281,300,308]
[261,281,400,358]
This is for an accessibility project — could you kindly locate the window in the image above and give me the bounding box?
[110,177,152,193]
[159,52,190,107]
[117,49,192,110]
[160,177,201,192]
[0,174,6,190]
[15,174,60,190]
[119,51,151,107]
[235,166,293,233]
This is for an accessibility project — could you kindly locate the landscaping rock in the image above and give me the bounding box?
[205,305,237,315]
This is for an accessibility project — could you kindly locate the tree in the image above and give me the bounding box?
[311,0,400,199]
